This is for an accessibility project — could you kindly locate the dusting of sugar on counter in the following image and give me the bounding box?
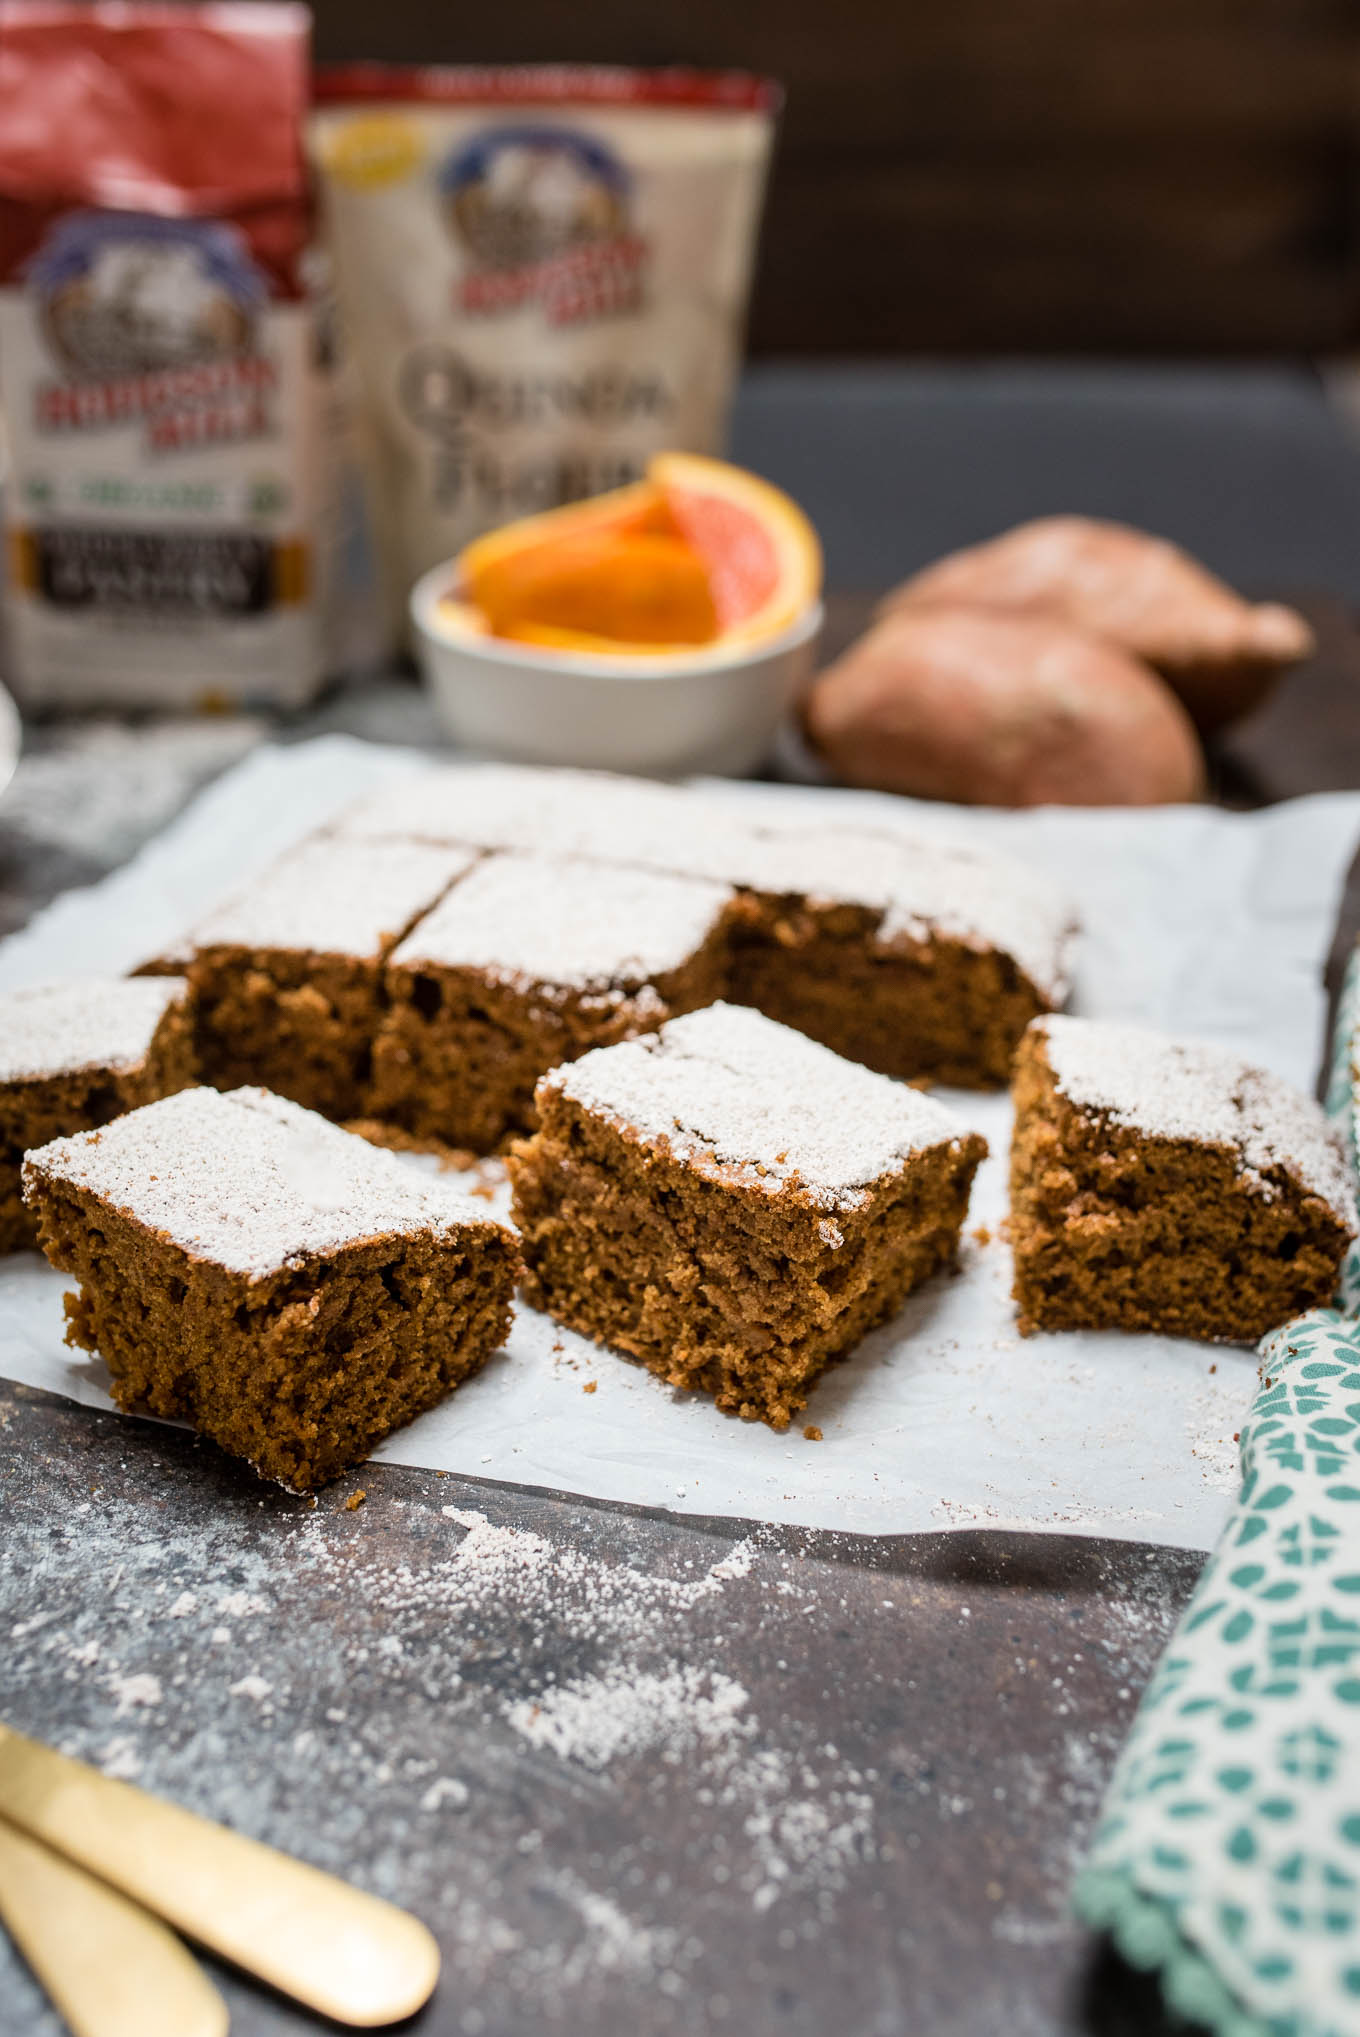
[507,1663,750,1770]
[107,1670,161,1715]
[229,1673,273,1702]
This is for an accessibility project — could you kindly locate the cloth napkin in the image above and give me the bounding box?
[1074,953,1360,2036]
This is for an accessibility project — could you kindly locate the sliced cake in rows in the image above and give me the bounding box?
[330,760,1077,1093]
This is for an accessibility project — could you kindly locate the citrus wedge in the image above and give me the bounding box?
[444,455,821,657]
[648,451,821,645]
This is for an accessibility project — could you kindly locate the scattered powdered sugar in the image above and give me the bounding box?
[8,1469,1182,2011]
[23,1085,513,1281]
[1039,1013,1357,1224]
[98,1737,144,1781]
[217,1591,267,1618]
[229,1673,274,1703]
[330,759,1077,998]
[708,1541,754,1581]
[503,1654,873,1915]
[0,976,187,1085]
[508,1664,750,1769]
[531,1870,681,1980]
[414,1508,874,1913]
[389,852,734,994]
[549,1001,984,1211]
[186,834,479,961]
[433,1505,755,1628]
[0,715,262,867]
[419,1775,470,1812]
[107,1670,162,1715]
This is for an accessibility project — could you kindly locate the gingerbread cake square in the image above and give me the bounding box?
[724,820,1074,1088]
[182,835,480,1120]
[507,1001,987,1427]
[23,1085,518,1489]
[1010,1014,1356,1341]
[370,853,736,1151]
[0,977,195,1253]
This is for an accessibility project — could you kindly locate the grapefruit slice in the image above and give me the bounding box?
[445,455,821,657]
[649,452,821,645]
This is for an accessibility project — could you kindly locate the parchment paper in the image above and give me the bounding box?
[2,735,1356,1551]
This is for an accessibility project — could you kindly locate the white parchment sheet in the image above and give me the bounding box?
[1,736,1357,1552]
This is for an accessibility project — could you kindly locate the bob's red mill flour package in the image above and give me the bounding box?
[310,67,777,634]
[0,1,328,708]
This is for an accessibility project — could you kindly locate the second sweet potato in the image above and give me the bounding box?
[804,606,1206,807]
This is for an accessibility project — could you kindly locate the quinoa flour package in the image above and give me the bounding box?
[0,2,327,707]
[310,67,777,633]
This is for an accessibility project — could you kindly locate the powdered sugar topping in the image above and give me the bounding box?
[1038,1013,1356,1224]
[23,1085,513,1280]
[331,762,1076,998]
[547,1001,983,1211]
[733,820,1075,1002]
[389,852,733,993]
[188,835,479,961]
[332,762,758,883]
[0,976,187,1085]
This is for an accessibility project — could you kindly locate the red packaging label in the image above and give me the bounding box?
[0,2,326,708]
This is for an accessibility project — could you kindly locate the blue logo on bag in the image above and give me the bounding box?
[28,212,266,379]
[440,127,646,324]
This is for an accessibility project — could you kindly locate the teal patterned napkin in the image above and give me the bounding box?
[1074,953,1360,2036]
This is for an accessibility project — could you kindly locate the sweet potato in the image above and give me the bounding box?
[804,606,1206,807]
[879,516,1314,733]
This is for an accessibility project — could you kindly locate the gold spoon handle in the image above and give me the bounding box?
[0,1814,228,2037]
[0,1725,439,2028]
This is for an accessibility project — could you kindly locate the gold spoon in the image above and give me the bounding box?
[0,1816,228,2037]
[0,1724,440,2027]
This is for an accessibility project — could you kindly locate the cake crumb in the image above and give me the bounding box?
[803,1424,823,1441]
[972,1225,991,1246]
[582,1380,597,1394]
[345,1490,367,1511]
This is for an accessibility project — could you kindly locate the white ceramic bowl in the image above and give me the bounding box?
[411,562,823,778]
[0,679,18,807]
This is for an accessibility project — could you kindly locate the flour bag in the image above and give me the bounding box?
[0,1,326,707]
[310,67,777,633]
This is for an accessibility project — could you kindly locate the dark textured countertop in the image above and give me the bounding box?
[4,362,1360,2037]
